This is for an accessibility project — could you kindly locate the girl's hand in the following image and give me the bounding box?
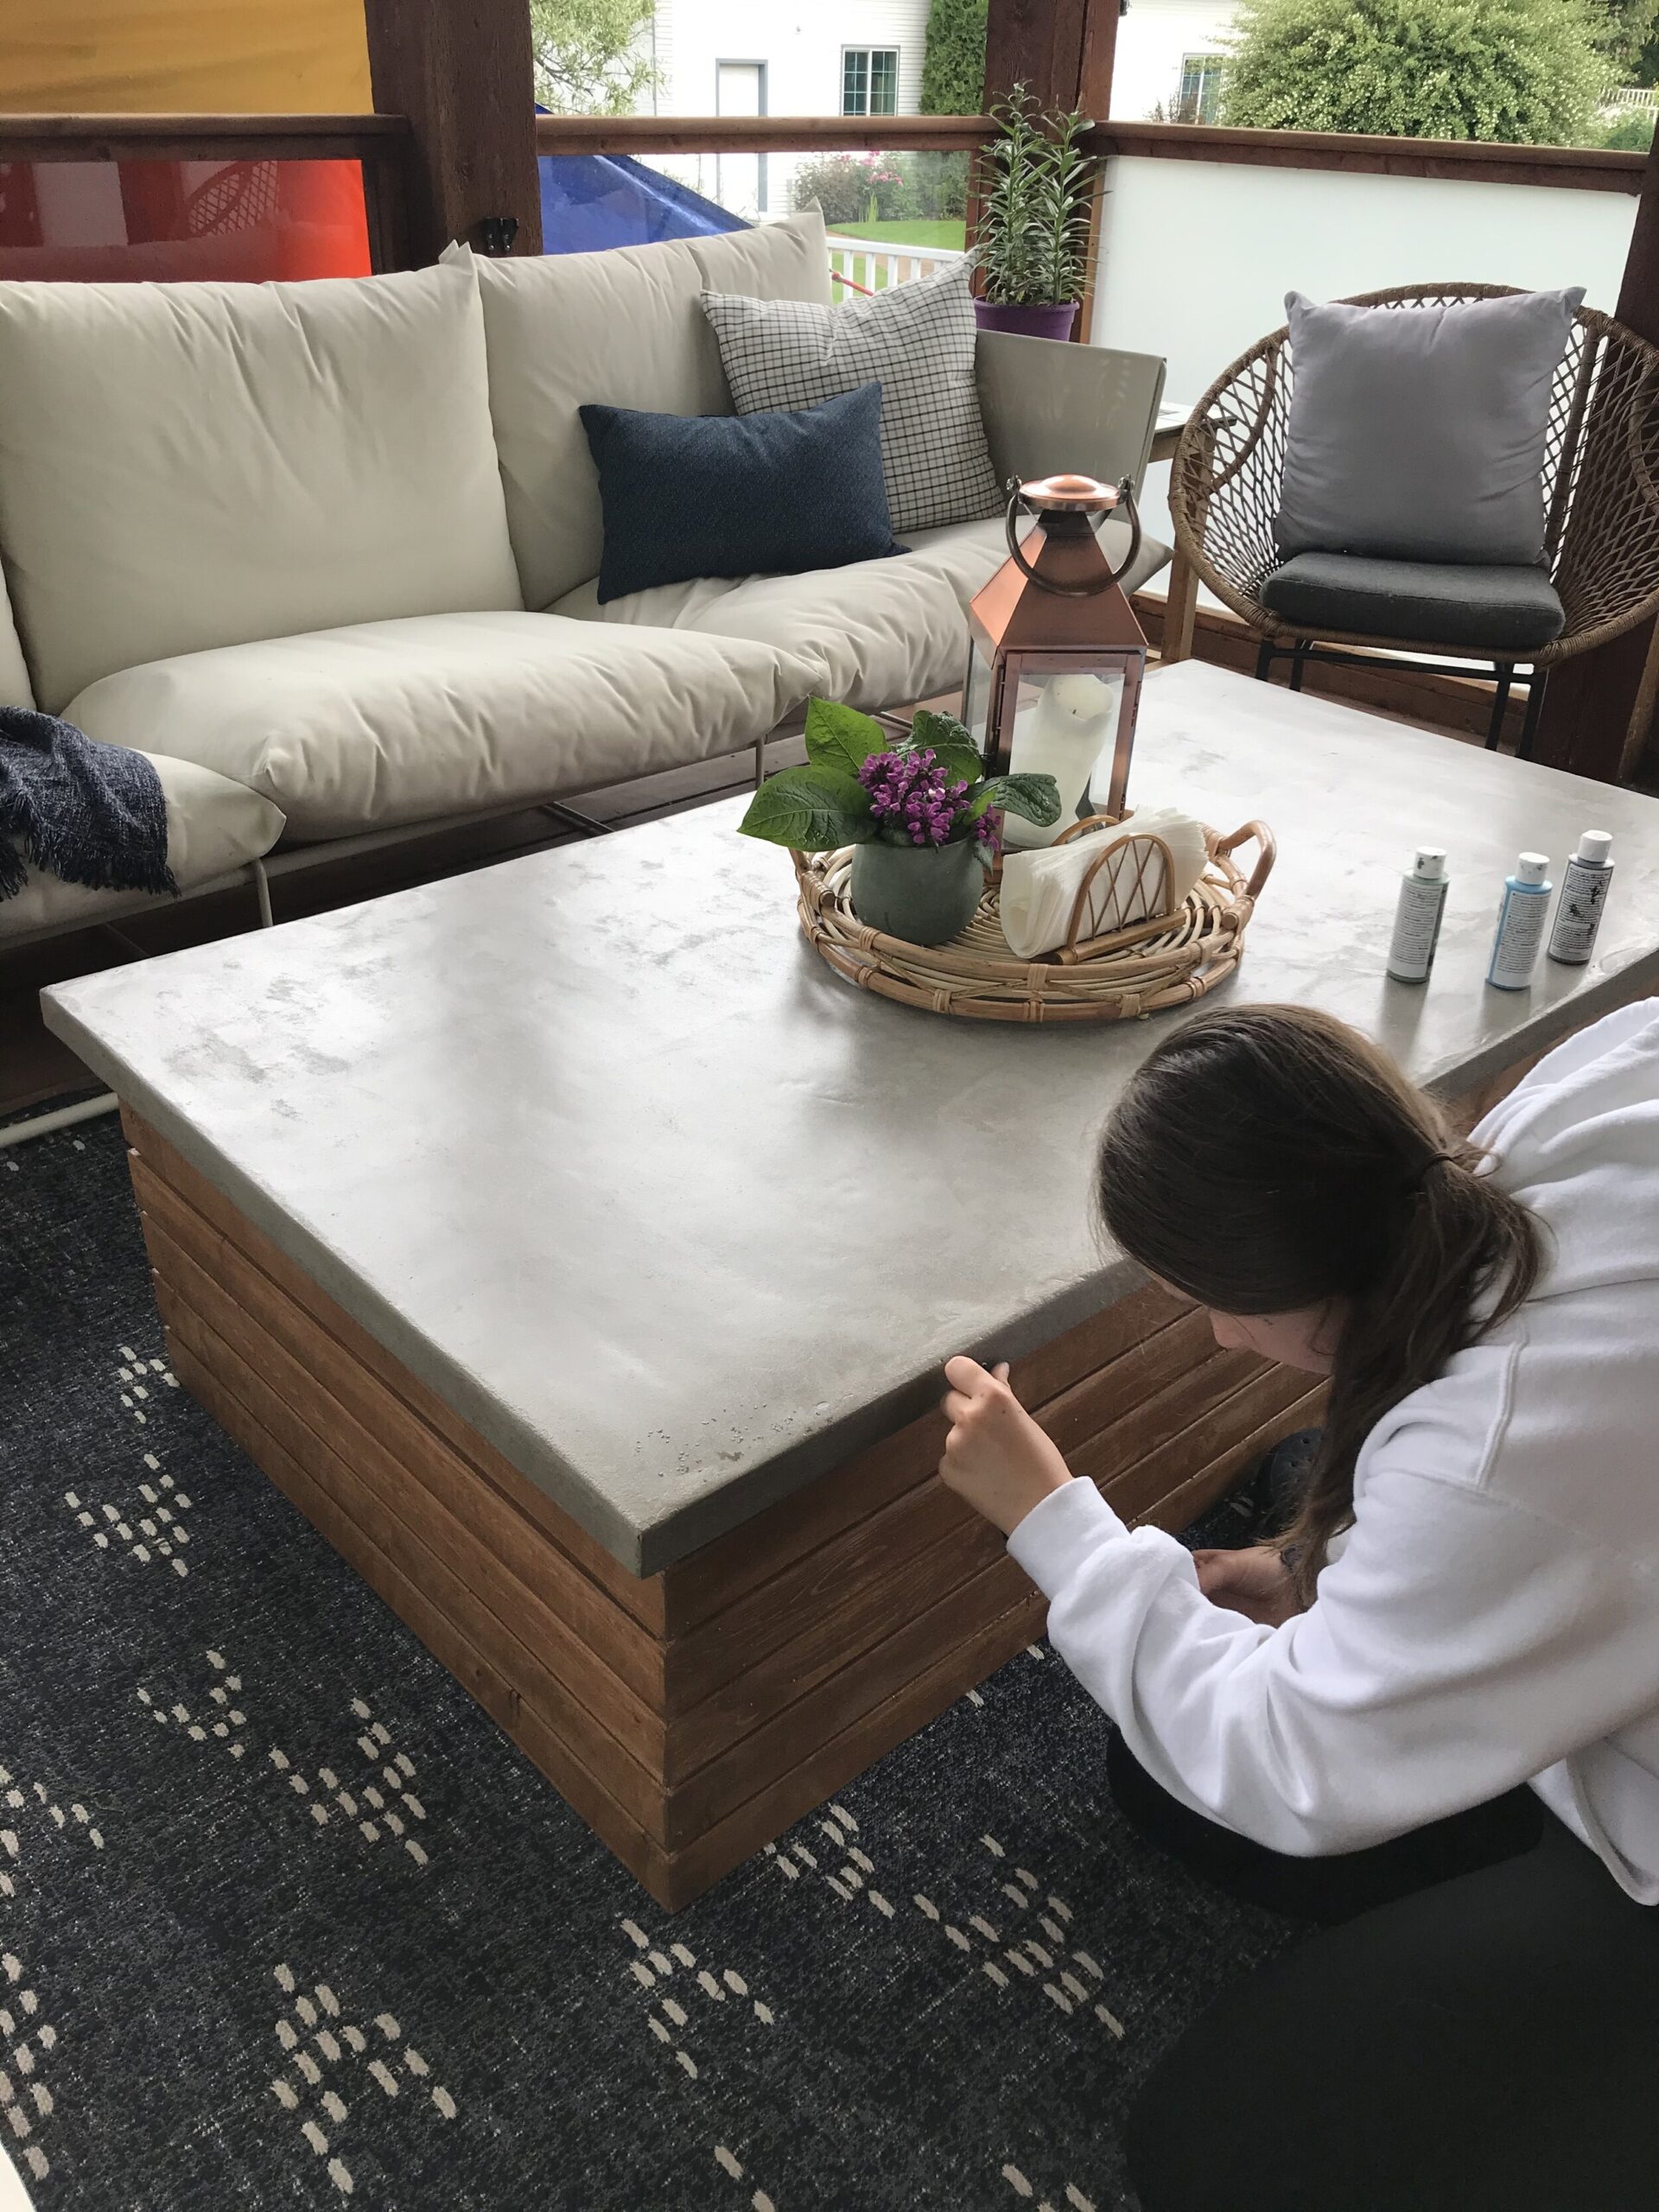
[939,1357,1073,1537]
[1192,1543,1301,1627]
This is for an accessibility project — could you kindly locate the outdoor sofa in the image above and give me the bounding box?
[0,209,1168,946]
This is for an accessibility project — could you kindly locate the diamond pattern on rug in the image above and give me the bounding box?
[0,1116,1294,2209]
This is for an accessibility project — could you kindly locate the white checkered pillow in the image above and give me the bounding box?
[701,260,1002,536]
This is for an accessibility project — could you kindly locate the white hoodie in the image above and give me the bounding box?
[1007,997,1659,1902]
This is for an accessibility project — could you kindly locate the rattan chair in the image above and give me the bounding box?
[1169,283,1659,755]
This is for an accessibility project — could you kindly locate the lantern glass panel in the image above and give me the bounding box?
[965,633,996,766]
[994,652,1141,850]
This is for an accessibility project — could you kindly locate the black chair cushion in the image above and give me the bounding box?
[1260,550,1566,652]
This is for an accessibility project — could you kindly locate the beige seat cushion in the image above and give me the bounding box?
[64,613,828,842]
[0,754,283,942]
[0,259,524,712]
[549,517,1170,715]
[461,212,834,613]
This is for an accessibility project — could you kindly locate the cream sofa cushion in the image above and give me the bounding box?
[462,211,834,612]
[0,573,33,708]
[0,260,524,713]
[550,517,1170,715]
[0,755,283,942]
[65,613,828,842]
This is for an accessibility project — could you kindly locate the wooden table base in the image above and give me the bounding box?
[122,1109,1322,1910]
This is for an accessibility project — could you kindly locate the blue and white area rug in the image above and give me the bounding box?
[0,1115,1292,2210]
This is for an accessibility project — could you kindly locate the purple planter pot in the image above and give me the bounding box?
[973,298,1079,342]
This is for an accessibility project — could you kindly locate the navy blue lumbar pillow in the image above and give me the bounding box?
[579,380,904,604]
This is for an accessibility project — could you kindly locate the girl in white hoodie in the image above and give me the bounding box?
[940,996,1659,2212]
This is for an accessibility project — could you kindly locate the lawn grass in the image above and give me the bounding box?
[842,219,967,250]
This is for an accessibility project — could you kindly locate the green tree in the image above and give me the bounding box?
[920,0,988,115]
[529,0,657,116]
[1219,0,1605,145]
[1586,0,1659,81]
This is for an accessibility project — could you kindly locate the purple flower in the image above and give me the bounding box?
[857,745,982,849]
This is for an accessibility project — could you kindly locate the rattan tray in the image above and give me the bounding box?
[792,817,1276,1024]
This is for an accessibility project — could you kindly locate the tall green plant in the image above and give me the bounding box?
[975,85,1096,308]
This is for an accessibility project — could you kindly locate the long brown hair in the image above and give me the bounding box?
[1096,1004,1543,1602]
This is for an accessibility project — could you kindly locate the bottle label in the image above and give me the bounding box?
[1489,884,1549,988]
[1548,859,1611,966]
[1387,876,1447,981]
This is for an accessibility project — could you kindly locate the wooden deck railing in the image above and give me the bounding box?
[0,112,408,162]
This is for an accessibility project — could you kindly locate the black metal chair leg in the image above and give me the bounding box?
[1486,664,1515,750]
[1254,637,1275,683]
[1288,642,1308,693]
[1517,670,1549,761]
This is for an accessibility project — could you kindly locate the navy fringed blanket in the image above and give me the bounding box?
[0,706,175,904]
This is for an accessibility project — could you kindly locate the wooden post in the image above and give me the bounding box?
[983,0,1120,114]
[362,0,542,266]
[1533,133,1659,783]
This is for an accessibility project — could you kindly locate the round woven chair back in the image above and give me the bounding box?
[1170,282,1659,665]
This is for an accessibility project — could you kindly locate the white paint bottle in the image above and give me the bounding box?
[1548,830,1615,967]
[1486,851,1553,991]
[1386,846,1449,984]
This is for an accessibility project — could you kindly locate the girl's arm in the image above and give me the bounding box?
[941,1356,1656,1858]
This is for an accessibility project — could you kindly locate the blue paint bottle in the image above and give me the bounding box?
[1486,851,1553,991]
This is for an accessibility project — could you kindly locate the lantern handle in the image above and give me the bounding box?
[1003,476,1142,597]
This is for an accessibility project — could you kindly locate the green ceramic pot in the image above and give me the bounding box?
[850,838,984,946]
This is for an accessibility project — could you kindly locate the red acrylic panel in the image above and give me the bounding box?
[0,156,371,282]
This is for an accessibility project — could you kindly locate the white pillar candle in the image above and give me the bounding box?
[1004,671,1126,849]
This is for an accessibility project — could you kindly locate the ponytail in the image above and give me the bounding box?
[1096,1006,1544,1601]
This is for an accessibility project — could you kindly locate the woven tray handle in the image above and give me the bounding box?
[1213,819,1277,900]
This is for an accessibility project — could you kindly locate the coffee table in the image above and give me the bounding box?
[43,661,1659,1907]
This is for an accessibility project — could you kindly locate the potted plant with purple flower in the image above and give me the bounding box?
[739,697,1061,944]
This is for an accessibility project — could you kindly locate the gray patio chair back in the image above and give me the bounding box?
[1169,283,1659,671]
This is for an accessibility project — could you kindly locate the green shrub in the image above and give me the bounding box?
[792,155,915,227]
[1597,105,1657,147]
[1219,0,1604,145]
[921,0,988,115]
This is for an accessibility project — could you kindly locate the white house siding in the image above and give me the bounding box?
[1109,0,1238,121]
[644,0,931,219]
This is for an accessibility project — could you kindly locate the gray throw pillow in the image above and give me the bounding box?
[1274,287,1585,566]
[701,259,1002,535]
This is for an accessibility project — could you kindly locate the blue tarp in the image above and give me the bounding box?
[537,150,748,254]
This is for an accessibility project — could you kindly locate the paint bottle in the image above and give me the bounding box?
[1548,830,1615,967]
[1486,852,1553,991]
[1386,846,1449,984]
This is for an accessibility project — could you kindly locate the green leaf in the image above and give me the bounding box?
[971,772,1064,827]
[907,708,984,786]
[738,764,878,851]
[803,696,888,779]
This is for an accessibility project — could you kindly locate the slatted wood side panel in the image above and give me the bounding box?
[123,1115,1319,1908]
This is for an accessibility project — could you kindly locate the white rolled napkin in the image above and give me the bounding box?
[999,805,1210,959]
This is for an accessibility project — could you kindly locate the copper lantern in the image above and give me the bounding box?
[964,473,1148,849]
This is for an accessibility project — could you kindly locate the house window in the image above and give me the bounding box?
[842,48,899,118]
[1177,54,1224,124]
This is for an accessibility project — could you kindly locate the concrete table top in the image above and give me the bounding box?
[43,660,1659,1574]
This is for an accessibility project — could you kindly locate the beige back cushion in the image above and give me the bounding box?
[0,260,524,713]
[464,210,833,610]
[0,568,34,707]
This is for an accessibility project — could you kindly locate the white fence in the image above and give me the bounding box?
[825,232,969,295]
